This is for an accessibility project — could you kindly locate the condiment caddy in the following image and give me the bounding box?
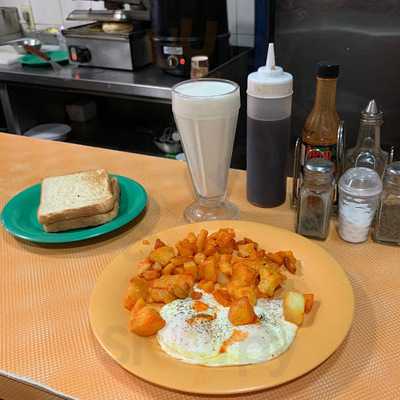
[290,63,397,245]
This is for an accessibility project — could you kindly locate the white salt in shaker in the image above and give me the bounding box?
[338,167,383,243]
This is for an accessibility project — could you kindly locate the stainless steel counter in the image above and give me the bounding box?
[0,48,250,134]
[0,64,181,101]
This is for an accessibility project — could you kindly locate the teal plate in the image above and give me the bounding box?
[1,175,147,244]
[19,50,69,67]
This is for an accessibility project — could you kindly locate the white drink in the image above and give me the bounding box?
[172,79,241,222]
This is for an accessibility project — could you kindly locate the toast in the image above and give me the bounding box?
[43,178,120,232]
[38,169,116,225]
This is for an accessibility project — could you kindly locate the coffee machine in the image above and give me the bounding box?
[151,0,231,76]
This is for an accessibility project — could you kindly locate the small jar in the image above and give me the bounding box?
[373,162,400,245]
[338,167,382,243]
[191,55,209,79]
[296,159,335,240]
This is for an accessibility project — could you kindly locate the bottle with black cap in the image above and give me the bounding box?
[301,62,340,167]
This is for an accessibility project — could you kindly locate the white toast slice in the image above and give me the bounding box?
[38,169,116,225]
[43,178,120,232]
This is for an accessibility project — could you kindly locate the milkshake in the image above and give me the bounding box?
[172,79,240,222]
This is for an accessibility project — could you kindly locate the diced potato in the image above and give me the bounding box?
[154,238,166,249]
[124,277,148,310]
[219,261,232,277]
[149,246,175,266]
[129,306,165,336]
[258,265,286,297]
[132,297,146,314]
[186,232,197,244]
[204,241,217,256]
[231,262,257,287]
[283,253,297,274]
[162,262,175,275]
[217,271,230,286]
[152,262,162,271]
[231,286,257,306]
[266,252,285,265]
[183,261,198,279]
[148,287,176,304]
[170,256,192,266]
[173,267,184,275]
[238,243,257,258]
[190,290,203,300]
[213,289,232,307]
[173,282,191,299]
[216,229,235,249]
[196,229,208,253]
[304,293,314,313]
[193,300,209,312]
[194,252,206,265]
[199,258,217,282]
[176,239,196,257]
[228,297,257,326]
[283,291,305,325]
[141,270,161,281]
[137,258,153,269]
[152,274,194,291]
[198,279,214,293]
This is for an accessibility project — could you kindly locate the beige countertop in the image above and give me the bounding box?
[0,133,399,400]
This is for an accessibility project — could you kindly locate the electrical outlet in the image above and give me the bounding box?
[20,5,35,32]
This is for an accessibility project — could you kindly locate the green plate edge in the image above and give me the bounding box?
[0,175,147,244]
[19,50,69,66]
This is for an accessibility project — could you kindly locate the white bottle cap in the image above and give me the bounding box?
[247,43,293,99]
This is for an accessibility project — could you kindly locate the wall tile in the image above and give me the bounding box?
[236,33,254,47]
[236,0,255,35]
[30,0,62,25]
[227,0,237,34]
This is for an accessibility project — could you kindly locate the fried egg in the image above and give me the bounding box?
[157,289,297,366]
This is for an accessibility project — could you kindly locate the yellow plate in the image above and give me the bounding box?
[89,220,354,395]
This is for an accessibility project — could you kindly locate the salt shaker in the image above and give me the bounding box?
[373,161,400,245]
[296,159,334,240]
[338,167,382,243]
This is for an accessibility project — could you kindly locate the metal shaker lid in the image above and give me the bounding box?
[360,99,383,125]
[304,159,334,175]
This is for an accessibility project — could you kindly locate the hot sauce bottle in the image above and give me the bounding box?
[301,63,340,166]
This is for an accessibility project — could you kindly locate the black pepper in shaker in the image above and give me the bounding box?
[373,161,400,245]
[296,159,335,240]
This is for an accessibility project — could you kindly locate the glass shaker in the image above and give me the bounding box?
[296,159,335,240]
[345,99,388,176]
[374,162,400,245]
[338,167,383,243]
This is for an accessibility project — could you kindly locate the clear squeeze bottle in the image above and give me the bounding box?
[247,43,293,207]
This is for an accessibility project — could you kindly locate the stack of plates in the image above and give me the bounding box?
[24,123,71,141]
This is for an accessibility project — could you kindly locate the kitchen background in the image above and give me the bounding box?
[0,0,255,46]
[1,0,399,169]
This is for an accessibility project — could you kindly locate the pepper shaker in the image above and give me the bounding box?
[338,167,382,243]
[373,161,400,245]
[296,159,335,240]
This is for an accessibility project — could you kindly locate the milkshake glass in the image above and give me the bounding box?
[172,79,241,222]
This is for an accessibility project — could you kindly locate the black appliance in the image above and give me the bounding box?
[151,0,231,76]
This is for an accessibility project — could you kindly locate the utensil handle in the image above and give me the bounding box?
[23,44,50,61]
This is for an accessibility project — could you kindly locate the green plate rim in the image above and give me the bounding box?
[0,175,147,244]
[19,50,69,66]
